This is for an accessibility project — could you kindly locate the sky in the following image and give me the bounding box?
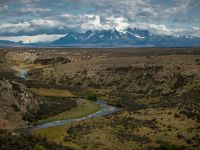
[0,0,200,43]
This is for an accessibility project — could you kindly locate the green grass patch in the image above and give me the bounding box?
[37,99,101,124]
[30,88,74,97]
[23,97,77,124]
[158,143,179,150]
[17,63,47,70]
[33,144,47,150]
[33,125,81,150]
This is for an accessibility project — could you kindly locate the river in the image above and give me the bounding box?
[16,69,28,79]
[32,100,121,129]
[16,69,121,129]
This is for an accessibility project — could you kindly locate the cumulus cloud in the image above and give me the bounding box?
[60,0,197,21]
[0,0,41,8]
[130,23,184,36]
[0,13,199,38]
[0,0,199,39]
[0,18,65,36]
[0,34,65,43]
[19,7,51,13]
[0,14,131,35]
[0,5,8,12]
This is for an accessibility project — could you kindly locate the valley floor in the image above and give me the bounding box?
[0,48,200,150]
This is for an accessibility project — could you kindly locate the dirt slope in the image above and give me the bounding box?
[0,79,39,129]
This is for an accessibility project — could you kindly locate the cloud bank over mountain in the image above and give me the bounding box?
[0,0,199,43]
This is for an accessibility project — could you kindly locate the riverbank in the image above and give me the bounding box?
[36,99,101,125]
[32,100,121,129]
[32,100,122,150]
[2,49,200,150]
[14,67,121,129]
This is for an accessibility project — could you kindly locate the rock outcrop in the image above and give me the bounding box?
[0,79,39,129]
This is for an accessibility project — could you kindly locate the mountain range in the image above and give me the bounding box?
[1,28,200,47]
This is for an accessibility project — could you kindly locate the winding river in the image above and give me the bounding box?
[16,69,121,129]
[16,69,28,79]
[33,100,121,129]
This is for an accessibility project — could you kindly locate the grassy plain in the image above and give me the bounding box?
[33,125,81,150]
[29,87,101,123]
[1,48,200,150]
[38,99,101,124]
[31,88,75,97]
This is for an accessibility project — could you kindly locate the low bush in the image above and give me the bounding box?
[11,104,20,112]
[86,92,97,101]
[107,99,123,107]
[158,143,179,150]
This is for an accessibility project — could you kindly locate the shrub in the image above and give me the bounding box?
[107,99,122,107]
[158,143,179,150]
[86,92,97,101]
[185,139,193,144]
[195,59,200,65]
[174,114,180,118]
[11,104,20,112]
[177,133,184,139]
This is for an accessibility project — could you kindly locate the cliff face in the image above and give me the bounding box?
[0,79,39,130]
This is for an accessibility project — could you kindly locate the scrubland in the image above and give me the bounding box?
[0,48,200,150]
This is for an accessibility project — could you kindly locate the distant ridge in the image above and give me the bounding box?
[51,28,200,47]
[1,28,200,47]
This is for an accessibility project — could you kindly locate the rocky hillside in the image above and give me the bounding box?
[0,49,7,63]
[28,55,200,99]
[0,79,39,129]
[2,49,200,149]
[6,51,38,63]
[34,57,71,65]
